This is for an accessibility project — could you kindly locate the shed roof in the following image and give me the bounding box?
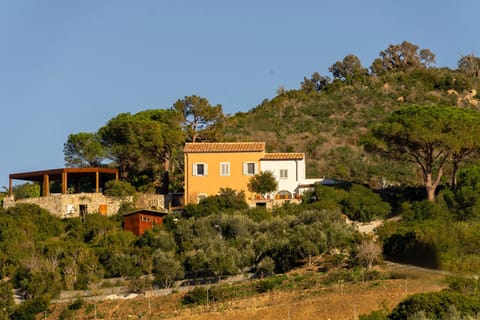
[122,209,169,217]
[184,142,265,153]
[261,153,304,160]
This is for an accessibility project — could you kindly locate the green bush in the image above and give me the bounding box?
[359,310,388,320]
[401,200,446,222]
[340,184,391,222]
[389,291,480,320]
[10,296,49,320]
[255,275,288,293]
[182,188,248,218]
[103,179,136,197]
[12,183,41,200]
[181,287,218,305]
[446,276,480,295]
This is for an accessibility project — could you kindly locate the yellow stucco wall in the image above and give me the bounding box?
[184,150,265,204]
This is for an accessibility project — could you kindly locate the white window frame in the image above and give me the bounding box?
[193,162,208,176]
[243,161,257,176]
[220,162,230,176]
[279,169,288,179]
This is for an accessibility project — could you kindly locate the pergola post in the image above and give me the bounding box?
[62,172,67,194]
[95,171,100,193]
[43,174,49,196]
[8,178,12,196]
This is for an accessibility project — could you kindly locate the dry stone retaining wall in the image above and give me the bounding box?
[2,193,165,218]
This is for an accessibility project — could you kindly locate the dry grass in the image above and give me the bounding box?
[45,265,447,320]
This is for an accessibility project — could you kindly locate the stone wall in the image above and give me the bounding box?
[2,193,166,218]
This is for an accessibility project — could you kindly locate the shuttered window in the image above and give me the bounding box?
[243,162,257,175]
[220,162,230,176]
[193,163,208,176]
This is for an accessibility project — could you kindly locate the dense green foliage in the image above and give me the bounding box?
[389,291,480,320]
[365,105,480,201]
[306,183,391,222]
[11,183,41,200]
[0,199,359,318]
[63,132,107,167]
[247,171,278,197]
[377,165,480,273]
[182,188,248,218]
[103,179,137,197]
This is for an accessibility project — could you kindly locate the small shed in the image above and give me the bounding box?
[123,209,168,236]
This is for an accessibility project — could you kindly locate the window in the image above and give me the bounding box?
[220,162,230,176]
[280,169,288,179]
[243,162,257,175]
[141,216,151,222]
[193,162,208,176]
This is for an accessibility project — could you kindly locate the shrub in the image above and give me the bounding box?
[103,180,136,197]
[67,299,84,310]
[10,296,49,320]
[340,184,391,222]
[181,188,248,218]
[401,200,446,222]
[389,291,480,320]
[12,183,41,199]
[359,310,388,320]
[255,275,288,293]
[181,287,218,305]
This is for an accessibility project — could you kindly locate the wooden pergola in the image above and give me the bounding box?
[9,167,119,197]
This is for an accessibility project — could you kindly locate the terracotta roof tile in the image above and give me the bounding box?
[184,142,266,153]
[262,153,304,160]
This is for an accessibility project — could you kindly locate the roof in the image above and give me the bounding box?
[261,153,304,160]
[184,142,266,153]
[9,167,119,181]
[122,209,169,217]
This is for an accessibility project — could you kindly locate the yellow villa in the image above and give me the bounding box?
[184,142,265,204]
[183,142,322,206]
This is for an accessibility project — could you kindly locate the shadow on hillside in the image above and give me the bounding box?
[383,232,440,269]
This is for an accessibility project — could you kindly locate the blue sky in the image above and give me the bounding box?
[2,0,479,189]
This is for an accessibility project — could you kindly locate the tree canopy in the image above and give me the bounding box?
[64,132,108,167]
[96,109,184,190]
[247,171,278,197]
[172,95,225,142]
[366,105,480,201]
[328,54,368,83]
[370,41,436,75]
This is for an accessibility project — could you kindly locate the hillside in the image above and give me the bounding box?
[45,263,446,320]
[224,66,479,188]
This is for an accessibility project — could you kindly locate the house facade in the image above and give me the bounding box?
[260,153,306,200]
[184,142,265,204]
[183,142,322,206]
